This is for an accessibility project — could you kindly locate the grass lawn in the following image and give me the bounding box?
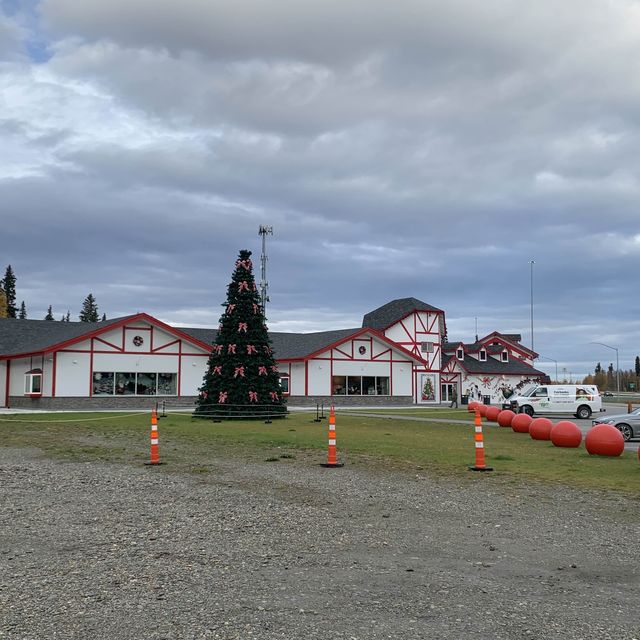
[0,409,637,493]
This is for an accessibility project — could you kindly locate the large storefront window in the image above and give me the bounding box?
[157,373,177,395]
[93,372,177,396]
[332,375,390,396]
[93,372,114,395]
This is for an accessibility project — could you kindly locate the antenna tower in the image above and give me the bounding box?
[258,225,273,316]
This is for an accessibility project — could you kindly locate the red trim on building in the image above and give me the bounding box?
[4,359,10,407]
[52,352,57,397]
[94,336,123,351]
[89,338,94,396]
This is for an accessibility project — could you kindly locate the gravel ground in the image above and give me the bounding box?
[1,447,639,640]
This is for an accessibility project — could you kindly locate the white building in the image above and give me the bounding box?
[0,298,546,409]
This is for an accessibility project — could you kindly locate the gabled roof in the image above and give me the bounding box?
[478,331,536,358]
[0,316,137,358]
[362,297,444,330]
[0,314,213,359]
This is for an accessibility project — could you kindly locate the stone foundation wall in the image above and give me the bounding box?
[7,396,198,411]
[7,394,416,411]
[286,395,414,408]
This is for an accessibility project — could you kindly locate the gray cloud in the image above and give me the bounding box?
[2,0,640,380]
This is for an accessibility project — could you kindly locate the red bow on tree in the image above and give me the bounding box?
[227,304,236,314]
[248,391,258,402]
[270,391,279,402]
[227,344,236,354]
[252,304,259,314]
[234,366,245,378]
[213,345,223,354]
[218,391,228,404]
[213,366,222,375]
[247,345,257,354]
[238,281,249,292]
[258,366,268,376]
[238,322,248,332]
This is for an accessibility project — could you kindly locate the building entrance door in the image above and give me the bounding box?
[441,383,454,402]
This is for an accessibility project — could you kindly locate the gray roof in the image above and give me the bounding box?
[180,326,365,360]
[460,356,545,376]
[0,317,367,362]
[0,316,137,357]
[362,297,443,330]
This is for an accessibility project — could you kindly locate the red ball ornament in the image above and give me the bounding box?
[485,406,501,422]
[497,410,515,428]
[477,404,488,417]
[529,417,553,440]
[585,424,624,457]
[511,413,532,433]
[550,421,582,448]
[468,401,479,413]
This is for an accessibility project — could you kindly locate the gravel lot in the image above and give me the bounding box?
[1,447,639,640]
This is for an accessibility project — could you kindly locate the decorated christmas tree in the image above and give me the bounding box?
[194,249,287,419]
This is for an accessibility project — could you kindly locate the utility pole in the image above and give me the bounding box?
[258,225,273,316]
[529,260,535,357]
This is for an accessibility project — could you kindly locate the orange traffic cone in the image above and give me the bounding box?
[320,406,344,468]
[144,409,162,466]
[469,409,492,472]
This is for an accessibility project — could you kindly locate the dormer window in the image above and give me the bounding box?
[479,349,487,361]
[501,350,509,362]
[24,369,43,396]
[456,348,464,360]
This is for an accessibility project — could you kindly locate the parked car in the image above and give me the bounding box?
[603,391,614,397]
[592,408,640,441]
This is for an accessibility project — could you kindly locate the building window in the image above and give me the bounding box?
[279,375,290,394]
[93,372,177,396]
[456,348,464,360]
[421,342,434,353]
[157,373,177,395]
[93,372,115,395]
[332,375,390,396]
[24,369,43,395]
[479,350,487,361]
[501,351,509,362]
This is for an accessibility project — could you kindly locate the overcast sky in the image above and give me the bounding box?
[2,0,639,380]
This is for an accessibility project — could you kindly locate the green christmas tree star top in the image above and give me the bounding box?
[194,249,287,419]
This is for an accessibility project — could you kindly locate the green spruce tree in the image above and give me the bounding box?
[1,265,17,318]
[18,301,27,319]
[45,305,55,320]
[0,288,7,318]
[194,249,286,419]
[79,294,99,322]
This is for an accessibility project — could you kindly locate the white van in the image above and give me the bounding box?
[508,384,603,419]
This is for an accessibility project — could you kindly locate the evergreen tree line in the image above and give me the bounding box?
[0,265,107,322]
[581,359,640,391]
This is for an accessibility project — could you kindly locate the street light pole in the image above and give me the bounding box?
[529,260,535,357]
[540,355,558,382]
[590,342,620,397]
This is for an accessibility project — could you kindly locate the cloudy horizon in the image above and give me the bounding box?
[2,0,639,381]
